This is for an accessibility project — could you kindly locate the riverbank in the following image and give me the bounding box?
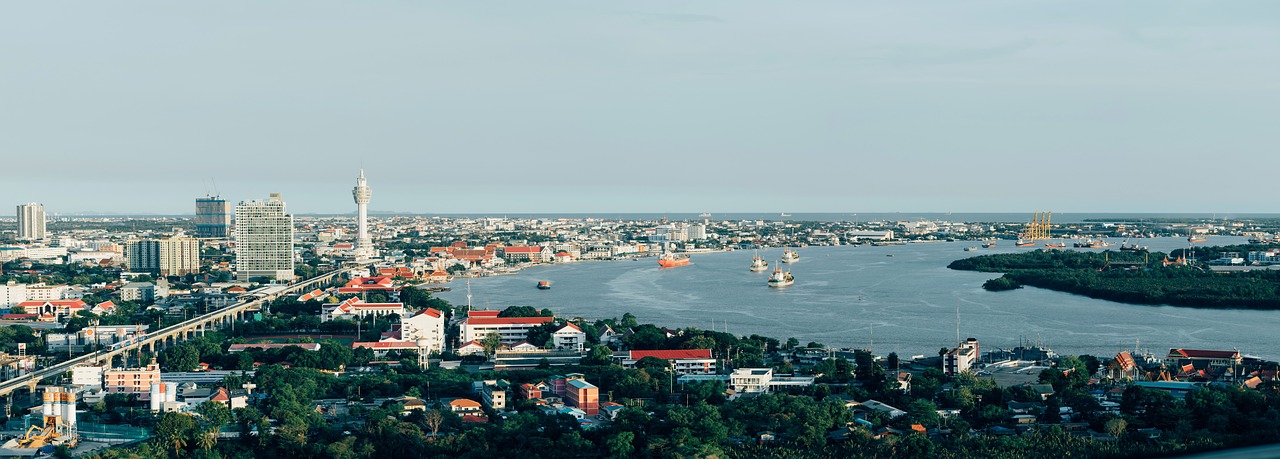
[948,248,1280,310]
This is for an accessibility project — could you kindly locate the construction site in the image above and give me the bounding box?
[0,387,78,456]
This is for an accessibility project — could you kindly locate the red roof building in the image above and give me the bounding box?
[617,349,717,375]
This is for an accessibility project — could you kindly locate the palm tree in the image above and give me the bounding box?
[198,428,217,450]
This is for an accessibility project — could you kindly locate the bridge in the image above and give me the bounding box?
[0,267,358,403]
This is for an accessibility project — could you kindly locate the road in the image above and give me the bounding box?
[0,267,356,399]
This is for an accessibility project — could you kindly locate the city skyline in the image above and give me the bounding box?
[4,1,1279,214]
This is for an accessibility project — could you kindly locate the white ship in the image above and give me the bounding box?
[750,250,769,272]
[781,249,799,264]
[767,264,794,288]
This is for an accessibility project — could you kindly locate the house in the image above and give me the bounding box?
[423,270,451,283]
[448,398,483,415]
[552,323,587,352]
[855,400,906,419]
[457,340,486,356]
[615,349,717,375]
[597,325,620,346]
[521,382,548,400]
[599,402,625,421]
[553,252,574,263]
[91,301,117,315]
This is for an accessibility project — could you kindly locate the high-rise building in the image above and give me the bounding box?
[126,234,200,276]
[16,203,46,241]
[234,193,295,281]
[127,239,160,273]
[352,169,375,259]
[195,196,231,239]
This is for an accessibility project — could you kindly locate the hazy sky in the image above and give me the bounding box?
[3,1,1278,215]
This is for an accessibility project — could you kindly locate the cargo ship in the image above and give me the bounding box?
[749,250,769,272]
[658,252,691,268]
[536,281,551,290]
[1015,239,1036,247]
[983,240,997,249]
[1044,240,1066,249]
[781,250,799,263]
[767,264,794,288]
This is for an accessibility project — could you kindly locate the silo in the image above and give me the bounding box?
[62,391,76,428]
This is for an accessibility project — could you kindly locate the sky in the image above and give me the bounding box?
[2,1,1279,215]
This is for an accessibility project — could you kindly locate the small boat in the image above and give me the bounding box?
[781,250,799,263]
[749,250,769,272]
[699,212,712,218]
[964,246,978,252]
[658,252,691,268]
[536,281,551,290]
[780,213,791,217]
[983,240,997,249]
[767,263,794,288]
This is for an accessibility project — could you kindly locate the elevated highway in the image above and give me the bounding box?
[0,267,357,401]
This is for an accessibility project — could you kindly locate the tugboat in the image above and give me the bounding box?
[767,263,794,288]
[984,240,997,249]
[749,250,768,272]
[536,281,551,290]
[781,250,799,264]
[658,252,691,268]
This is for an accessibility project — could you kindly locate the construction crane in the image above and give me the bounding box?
[1019,211,1053,241]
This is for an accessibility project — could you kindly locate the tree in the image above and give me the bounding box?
[424,408,446,440]
[605,431,635,458]
[194,401,232,430]
[161,344,200,372]
[481,332,502,355]
[785,337,800,350]
[1105,417,1127,439]
[154,411,196,456]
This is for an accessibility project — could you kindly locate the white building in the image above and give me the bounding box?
[128,235,201,276]
[399,307,445,354]
[24,283,70,302]
[320,297,404,322]
[943,338,980,376]
[731,368,773,394]
[0,282,26,307]
[234,193,295,281]
[459,310,555,346]
[615,349,717,375]
[119,282,156,303]
[71,365,105,389]
[16,203,46,241]
[552,323,587,352]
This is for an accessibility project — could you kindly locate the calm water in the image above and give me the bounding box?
[439,237,1280,360]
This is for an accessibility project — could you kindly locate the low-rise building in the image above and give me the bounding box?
[474,379,509,410]
[552,323,587,352]
[943,338,980,376]
[459,310,555,346]
[104,360,162,401]
[615,349,717,375]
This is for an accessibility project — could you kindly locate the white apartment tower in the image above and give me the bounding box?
[128,234,199,276]
[352,169,375,259]
[234,193,295,281]
[16,203,46,241]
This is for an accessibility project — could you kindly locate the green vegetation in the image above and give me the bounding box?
[950,249,1280,309]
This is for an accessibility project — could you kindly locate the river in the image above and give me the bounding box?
[436,237,1280,360]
